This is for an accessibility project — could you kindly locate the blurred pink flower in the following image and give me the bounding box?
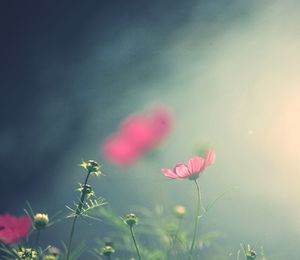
[103,134,141,166]
[103,107,173,166]
[149,108,173,142]
[162,150,216,179]
[121,115,156,151]
[0,214,32,245]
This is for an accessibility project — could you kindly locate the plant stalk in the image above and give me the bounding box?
[189,179,201,260]
[35,230,40,248]
[66,170,91,260]
[130,226,141,260]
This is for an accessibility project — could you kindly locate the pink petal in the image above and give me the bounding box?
[16,216,32,238]
[150,108,173,142]
[121,115,156,151]
[173,163,185,172]
[188,156,205,174]
[162,168,179,179]
[202,150,216,170]
[174,164,190,178]
[102,134,141,166]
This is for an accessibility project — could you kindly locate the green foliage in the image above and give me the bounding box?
[66,197,107,220]
[0,159,270,260]
[0,243,58,260]
[94,204,223,259]
[61,241,86,260]
[0,242,19,259]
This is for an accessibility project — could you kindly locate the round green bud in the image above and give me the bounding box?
[33,213,49,230]
[101,245,115,256]
[86,160,99,171]
[124,213,138,227]
[246,249,257,260]
[82,184,92,194]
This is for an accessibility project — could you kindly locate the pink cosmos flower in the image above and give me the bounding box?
[121,107,173,151]
[162,150,216,179]
[148,108,173,143]
[103,107,173,166]
[0,214,32,245]
[102,134,141,166]
[121,115,156,151]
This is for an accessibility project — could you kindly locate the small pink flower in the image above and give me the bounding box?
[0,214,32,245]
[162,150,216,180]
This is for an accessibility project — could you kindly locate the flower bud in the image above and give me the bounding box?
[173,205,186,218]
[47,246,60,256]
[124,213,138,227]
[245,246,257,260]
[80,160,101,176]
[17,247,38,259]
[101,242,115,256]
[33,213,49,230]
[82,184,92,194]
[246,250,257,260]
[86,160,99,170]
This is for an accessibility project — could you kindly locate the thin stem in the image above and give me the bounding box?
[66,171,91,260]
[130,226,141,260]
[66,216,77,260]
[189,179,201,260]
[107,255,111,260]
[35,230,40,248]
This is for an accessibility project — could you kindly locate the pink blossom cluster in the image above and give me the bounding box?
[103,107,173,166]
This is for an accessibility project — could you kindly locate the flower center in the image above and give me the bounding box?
[188,174,199,180]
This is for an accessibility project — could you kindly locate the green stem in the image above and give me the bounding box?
[35,230,40,248]
[189,179,201,260]
[130,226,141,260]
[66,171,91,260]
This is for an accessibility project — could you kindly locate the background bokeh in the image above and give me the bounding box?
[1,1,300,259]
